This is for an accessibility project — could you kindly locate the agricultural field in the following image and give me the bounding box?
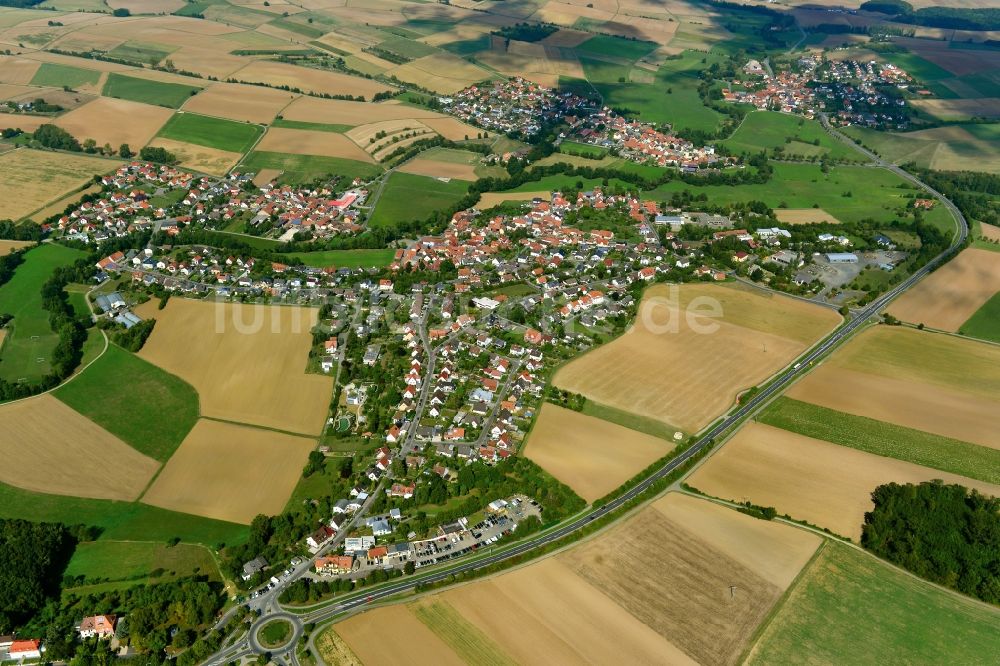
[29,62,101,91]
[747,541,1000,665]
[256,127,374,162]
[889,248,1000,331]
[0,394,160,501]
[397,147,486,180]
[145,137,242,176]
[0,239,32,256]
[53,343,200,462]
[156,111,263,153]
[331,492,820,665]
[0,243,83,382]
[687,422,1000,540]
[231,60,394,99]
[182,82,296,123]
[960,292,1000,343]
[786,326,1000,450]
[844,123,1000,173]
[280,248,395,269]
[554,282,840,434]
[524,403,673,502]
[141,418,316,524]
[102,72,201,109]
[54,97,174,149]
[0,148,117,221]
[774,208,842,225]
[722,111,864,162]
[368,172,471,229]
[239,151,381,185]
[64,540,220,594]
[134,299,332,435]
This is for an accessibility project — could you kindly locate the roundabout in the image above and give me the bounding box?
[249,613,303,655]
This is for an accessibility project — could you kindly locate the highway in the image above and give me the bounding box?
[202,124,968,666]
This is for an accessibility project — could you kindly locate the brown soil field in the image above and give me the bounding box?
[687,422,1000,540]
[106,0,185,13]
[231,61,394,99]
[54,97,173,148]
[888,248,1000,330]
[554,283,840,433]
[335,605,466,666]
[252,168,280,186]
[0,148,119,220]
[524,403,673,502]
[140,419,315,524]
[0,56,40,84]
[0,112,49,132]
[981,223,1000,242]
[911,98,1000,120]
[0,83,37,99]
[398,157,478,180]
[387,53,489,94]
[653,492,821,589]
[417,116,483,141]
[28,183,103,222]
[135,299,333,435]
[345,119,433,149]
[775,208,842,224]
[183,83,295,124]
[281,96,443,125]
[166,46,251,79]
[894,36,1000,76]
[145,138,242,177]
[257,127,374,162]
[476,190,549,208]
[0,395,160,501]
[0,239,32,255]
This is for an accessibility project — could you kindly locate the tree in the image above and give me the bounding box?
[403,561,415,575]
[119,143,133,158]
[112,7,130,16]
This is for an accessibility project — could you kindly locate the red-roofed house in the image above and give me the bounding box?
[9,640,43,660]
[78,615,116,639]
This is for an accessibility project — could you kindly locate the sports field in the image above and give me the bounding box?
[53,343,200,462]
[0,149,117,221]
[786,326,1000,449]
[747,542,1000,665]
[0,243,84,382]
[524,403,672,502]
[889,248,1000,331]
[135,299,332,434]
[0,394,160,501]
[553,282,840,433]
[368,172,471,229]
[156,111,263,153]
[103,72,200,108]
[687,422,1000,540]
[141,418,316,524]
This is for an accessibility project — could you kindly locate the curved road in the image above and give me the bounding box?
[202,124,968,666]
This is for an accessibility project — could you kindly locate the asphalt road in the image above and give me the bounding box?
[202,124,968,666]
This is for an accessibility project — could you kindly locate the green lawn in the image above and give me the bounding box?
[0,482,247,546]
[103,72,201,109]
[106,41,175,65]
[748,542,1000,665]
[53,343,200,462]
[581,399,681,441]
[158,112,263,152]
[64,283,90,319]
[64,540,220,592]
[0,243,84,383]
[722,111,863,162]
[258,619,293,648]
[271,118,352,133]
[369,172,471,228]
[559,140,609,158]
[268,17,326,39]
[758,397,1000,485]
[377,35,438,59]
[29,62,100,88]
[241,151,382,185]
[280,248,395,268]
[959,291,1000,343]
[575,34,658,62]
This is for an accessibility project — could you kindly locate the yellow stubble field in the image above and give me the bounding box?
[0,148,119,220]
[0,395,160,501]
[144,138,243,177]
[257,127,375,162]
[775,208,842,224]
[141,418,315,524]
[553,282,840,433]
[135,299,333,435]
[54,96,173,148]
[0,240,32,255]
[181,82,297,124]
[232,60,395,99]
[687,422,1000,540]
[524,403,673,502]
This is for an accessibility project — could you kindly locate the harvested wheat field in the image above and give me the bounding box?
[252,168,280,186]
[345,119,433,148]
[0,240,32,256]
[182,83,296,124]
[281,96,438,125]
[145,138,242,176]
[141,419,315,524]
[135,299,332,434]
[0,111,48,133]
[912,98,1000,120]
[419,116,484,141]
[29,183,103,223]
[787,326,1000,448]
[398,157,477,180]
[257,127,374,162]
[775,208,842,225]
[232,61,393,99]
[889,248,1000,330]
[387,53,490,94]
[524,404,672,502]
[335,605,466,666]
[477,190,549,208]
[554,283,840,433]
[0,56,40,84]
[0,395,160,501]
[0,148,118,220]
[54,97,173,148]
[687,422,1000,540]
[981,223,1000,242]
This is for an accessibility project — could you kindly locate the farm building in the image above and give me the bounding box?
[826,253,859,264]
